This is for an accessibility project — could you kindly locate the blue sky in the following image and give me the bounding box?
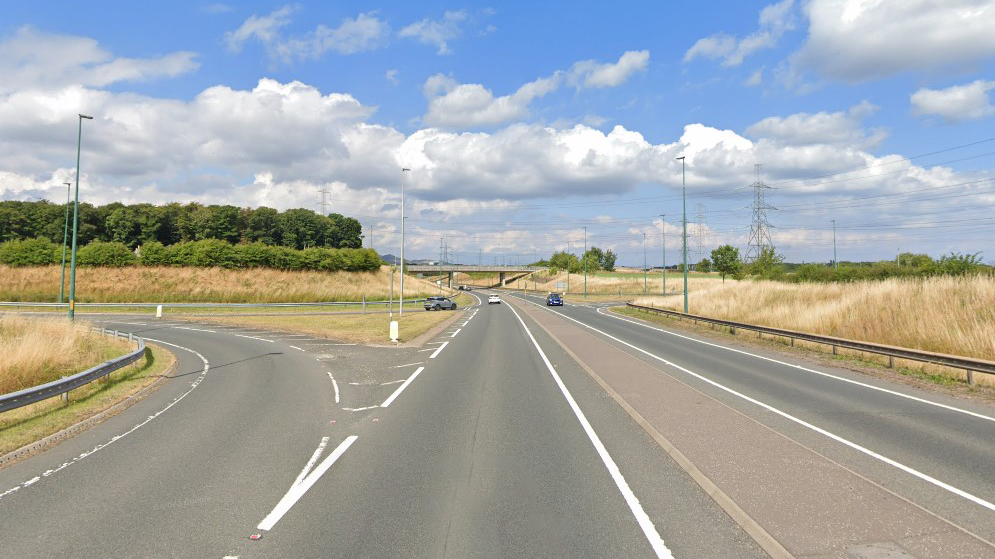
[2,0,995,265]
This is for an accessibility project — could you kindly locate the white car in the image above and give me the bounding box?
[488,294,501,304]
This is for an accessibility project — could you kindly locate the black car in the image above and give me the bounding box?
[546,293,563,306]
[424,296,457,311]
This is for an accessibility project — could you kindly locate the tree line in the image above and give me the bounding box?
[0,200,363,250]
[536,247,618,273]
[0,237,382,272]
[704,245,991,282]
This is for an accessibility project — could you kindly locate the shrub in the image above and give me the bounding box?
[191,239,240,268]
[77,241,137,267]
[138,241,170,266]
[0,238,60,266]
[235,242,275,268]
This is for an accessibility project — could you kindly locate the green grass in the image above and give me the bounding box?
[0,343,174,456]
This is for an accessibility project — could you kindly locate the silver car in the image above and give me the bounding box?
[424,296,457,311]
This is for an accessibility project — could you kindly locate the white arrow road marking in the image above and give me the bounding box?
[257,436,358,531]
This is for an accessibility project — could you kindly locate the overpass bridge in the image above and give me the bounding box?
[403,265,548,287]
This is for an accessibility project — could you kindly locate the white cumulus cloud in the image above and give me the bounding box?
[398,10,468,55]
[568,50,650,88]
[685,0,795,66]
[911,80,995,121]
[225,6,388,61]
[422,50,650,129]
[0,26,198,94]
[746,101,884,147]
[790,0,995,82]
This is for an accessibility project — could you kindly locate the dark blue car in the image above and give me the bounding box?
[546,293,563,306]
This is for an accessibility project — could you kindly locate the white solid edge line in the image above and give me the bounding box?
[257,436,358,531]
[504,303,674,559]
[594,307,995,424]
[392,362,423,368]
[292,437,330,488]
[381,366,425,407]
[429,341,448,359]
[450,328,462,338]
[514,296,995,514]
[1,338,210,502]
[172,326,216,333]
[231,333,275,343]
[327,372,340,403]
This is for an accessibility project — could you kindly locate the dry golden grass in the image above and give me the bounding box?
[0,315,132,394]
[0,343,173,456]
[0,265,443,303]
[631,276,995,386]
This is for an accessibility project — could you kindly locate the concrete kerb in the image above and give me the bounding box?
[0,343,177,471]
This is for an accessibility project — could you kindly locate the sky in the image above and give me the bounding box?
[2,0,995,266]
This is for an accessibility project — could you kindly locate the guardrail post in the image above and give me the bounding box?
[888,356,894,368]
[832,345,837,355]
[967,369,975,386]
[362,294,366,314]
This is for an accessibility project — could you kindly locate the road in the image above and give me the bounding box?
[0,290,992,558]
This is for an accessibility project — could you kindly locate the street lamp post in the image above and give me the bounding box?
[58,181,71,304]
[832,219,838,270]
[659,214,666,295]
[399,168,409,316]
[583,226,587,298]
[677,156,688,314]
[68,114,93,321]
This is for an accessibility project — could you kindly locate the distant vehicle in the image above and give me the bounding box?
[546,293,563,306]
[424,296,457,311]
[488,294,501,304]
[457,285,472,291]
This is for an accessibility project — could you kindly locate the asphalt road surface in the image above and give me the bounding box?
[0,290,992,558]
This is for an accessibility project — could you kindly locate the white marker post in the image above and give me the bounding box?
[389,320,399,343]
[155,305,162,319]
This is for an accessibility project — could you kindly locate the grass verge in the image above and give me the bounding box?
[614,306,995,392]
[0,343,175,457]
[193,292,475,344]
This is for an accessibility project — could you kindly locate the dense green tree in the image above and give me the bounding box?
[244,206,281,245]
[696,258,711,273]
[710,245,741,283]
[326,213,363,248]
[748,246,784,279]
[106,206,141,248]
[279,208,324,249]
[600,249,617,272]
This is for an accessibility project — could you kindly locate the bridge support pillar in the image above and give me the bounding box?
[448,271,454,288]
[499,272,506,286]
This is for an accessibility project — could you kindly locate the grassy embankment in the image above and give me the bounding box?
[626,276,995,387]
[0,264,446,303]
[0,265,469,342]
[0,315,174,455]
